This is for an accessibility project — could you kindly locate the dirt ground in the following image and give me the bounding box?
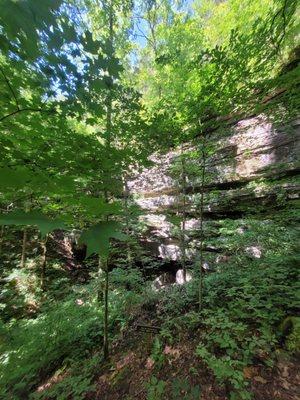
[92,328,300,400]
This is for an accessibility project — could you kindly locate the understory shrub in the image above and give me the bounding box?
[0,279,143,399]
[0,297,102,399]
[197,254,299,398]
[154,251,299,399]
[31,355,99,400]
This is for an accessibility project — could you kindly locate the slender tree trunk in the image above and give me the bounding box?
[101,0,114,361]
[20,228,27,269]
[145,5,161,98]
[123,175,132,267]
[97,255,103,304]
[0,225,4,258]
[102,199,111,361]
[40,235,48,291]
[97,254,109,360]
[198,135,207,312]
[103,257,109,360]
[180,144,187,282]
[105,0,113,141]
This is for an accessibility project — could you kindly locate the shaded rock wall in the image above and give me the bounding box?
[128,115,300,265]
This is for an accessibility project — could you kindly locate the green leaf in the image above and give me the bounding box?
[166,215,181,226]
[91,78,107,92]
[65,197,122,216]
[0,210,66,237]
[0,167,32,189]
[79,221,127,258]
[82,31,101,54]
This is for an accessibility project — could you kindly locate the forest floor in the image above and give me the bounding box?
[12,232,298,400]
[31,239,300,400]
[86,322,300,400]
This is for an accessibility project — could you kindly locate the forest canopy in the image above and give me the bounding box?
[0,0,299,399]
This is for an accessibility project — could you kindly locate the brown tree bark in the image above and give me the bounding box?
[40,235,48,291]
[20,228,27,269]
[101,0,114,362]
[123,175,133,267]
[198,134,207,312]
[103,257,109,360]
[0,225,5,259]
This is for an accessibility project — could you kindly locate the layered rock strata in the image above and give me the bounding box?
[128,115,300,264]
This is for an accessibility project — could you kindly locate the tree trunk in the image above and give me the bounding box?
[40,235,48,291]
[198,135,207,312]
[103,257,109,360]
[20,228,27,269]
[97,255,103,304]
[123,176,132,267]
[101,0,114,361]
[0,225,5,259]
[180,144,187,282]
[105,0,113,142]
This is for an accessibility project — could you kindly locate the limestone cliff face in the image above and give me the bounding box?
[128,115,300,264]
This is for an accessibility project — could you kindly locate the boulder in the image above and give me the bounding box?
[245,246,262,259]
[175,269,192,285]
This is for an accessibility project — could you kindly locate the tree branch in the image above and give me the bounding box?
[0,67,20,110]
[0,107,55,123]
[270,0,289,54]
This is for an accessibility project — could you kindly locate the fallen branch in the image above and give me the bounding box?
[137,324,161,333]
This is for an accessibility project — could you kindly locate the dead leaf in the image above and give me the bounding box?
[254,376,268,384]
[146,357,154,370]
[281,379,292,390]
[164,345,180,359]
[277,361,290,378]
[243,366,257,379]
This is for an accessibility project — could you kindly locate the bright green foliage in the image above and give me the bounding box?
[279,316,300,354]
[110,267,144,291]
[146,376,201,400]
[79,221,128,257]
[171,378,201,400]
[150,336,165,370]
[0,167,33,189]
[0,277,143,399]
[31,356,98,400]
[146,376,167,400]
[0,297,102,399]
[0,266,40,321]
[0,0,299,398]
[0,210,66,237]
[135,0,299,146]
[144,206,299,398]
